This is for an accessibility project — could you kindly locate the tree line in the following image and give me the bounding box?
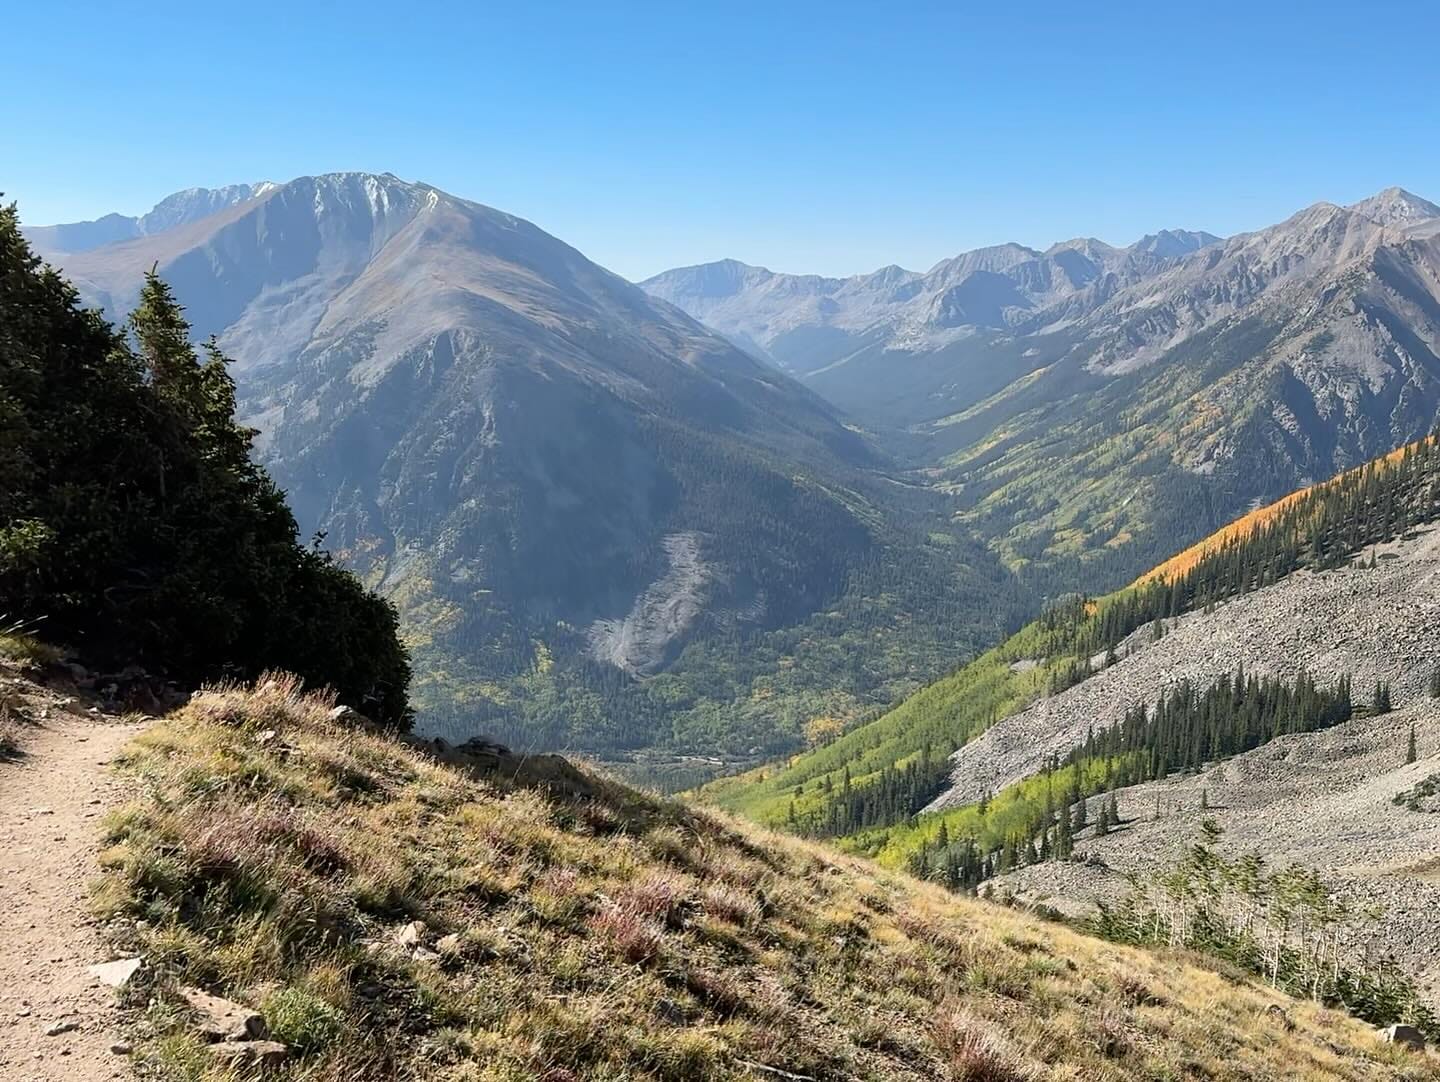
[896,667,1355,890]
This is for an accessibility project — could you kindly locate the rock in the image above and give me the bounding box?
[45,1019,79,1036]
[1379,1023,1425,1051]
[412,946,441,963]
[394,920,428,949]
[110,1041,133,1055]
[180,986,268,1042]
[208,1040,288,1072]
[435,932,464,956]
[457,737,512,757]
[255,729,279,746]
[87,957,144,988]
[329,704,371,727]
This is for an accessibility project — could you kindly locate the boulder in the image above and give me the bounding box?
[87,957,143,988]
[328,704,372,727]
[180,986,268,1042]
[1379,1023,1425,1051]
[208,1040,288,1072]
[394,920,428,949]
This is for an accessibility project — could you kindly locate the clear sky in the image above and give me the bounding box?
[8,0,1440,280]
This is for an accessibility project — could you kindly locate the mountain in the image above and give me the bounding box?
[640,228,1221,380]
[650,189,1440,595]
[94,672,1433,1080]
[22,182,275,255]
[37,173,1028,768]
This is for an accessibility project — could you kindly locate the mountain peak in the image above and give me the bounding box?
[1348,186,1440,227]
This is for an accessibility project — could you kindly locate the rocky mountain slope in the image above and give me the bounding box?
[34,174,1027,763]
[995,699,1440,996]
[927,525,1440,811]
[650,190,1440,594]
[641,230,1220,380]
[90,675,1437,1081]
[22,182,275,256]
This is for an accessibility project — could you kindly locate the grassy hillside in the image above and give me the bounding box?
[703,434,1440,838]
[95,677,1433,1080]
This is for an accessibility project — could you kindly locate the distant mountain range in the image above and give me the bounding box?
[642,228,1222,376]
[645,188,1440,584]
[30,173,1025,768]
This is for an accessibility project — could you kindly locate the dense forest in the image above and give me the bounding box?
[711,432,1440,837]
[0,204,412,724]
[882,667,1357,890]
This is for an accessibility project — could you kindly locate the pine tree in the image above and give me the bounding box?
[1373,681,1393,715]
[1429,664,1440,699]
[1200,787,1209,811]
[1407,725,1418,765]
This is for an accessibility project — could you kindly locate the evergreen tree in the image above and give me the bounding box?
[1373,681,1393,716]
[0,209,412,725]
[1407,725,1418,765]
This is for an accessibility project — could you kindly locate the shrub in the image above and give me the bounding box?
[264,987,342,1052]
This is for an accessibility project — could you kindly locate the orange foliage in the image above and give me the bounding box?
[1133,436,1437,588]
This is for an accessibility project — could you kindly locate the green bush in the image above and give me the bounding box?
[263,987,341,1053]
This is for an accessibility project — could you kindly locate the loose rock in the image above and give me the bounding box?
[181,986,268,1042]
[1380,1023,1425,1051]
[88,957,144,988]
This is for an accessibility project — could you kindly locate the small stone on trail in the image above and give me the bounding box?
[88,957,144,988]
[110,1041,133,1055]
[45,1019,79,1036]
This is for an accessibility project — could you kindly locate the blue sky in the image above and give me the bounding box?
[8,1,1440,280]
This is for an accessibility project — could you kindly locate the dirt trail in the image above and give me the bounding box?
[0,695,145,1081]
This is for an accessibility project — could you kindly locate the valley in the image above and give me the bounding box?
[13,10,1440,1075]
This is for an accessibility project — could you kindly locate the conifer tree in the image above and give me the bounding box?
[1407,724,1418,765]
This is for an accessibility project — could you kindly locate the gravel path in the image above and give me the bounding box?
[0,674,144,1081]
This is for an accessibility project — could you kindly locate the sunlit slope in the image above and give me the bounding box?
[703,434,1440,837]
[98,677,1429,1081]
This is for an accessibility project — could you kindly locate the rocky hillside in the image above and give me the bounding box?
[91,676,1437,1081]
[927,524,1440,811]
[31,174,1027,764]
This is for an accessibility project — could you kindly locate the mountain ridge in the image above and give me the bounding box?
[33,173,1029,766]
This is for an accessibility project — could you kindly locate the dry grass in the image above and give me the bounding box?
[96,674,1440,1080]
[0,630,62,666]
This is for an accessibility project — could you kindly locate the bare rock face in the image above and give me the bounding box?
[1379,1023,1425,1051]
[181,987,268,1042]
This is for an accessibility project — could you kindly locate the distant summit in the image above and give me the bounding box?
[1347,186,1440,227]
[23,182,274,254]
